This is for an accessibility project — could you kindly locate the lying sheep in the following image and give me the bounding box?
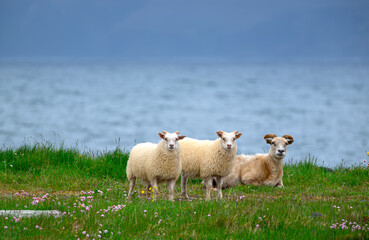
[180,131,242,200]
[221,134,294,188]
[126,131,185,201]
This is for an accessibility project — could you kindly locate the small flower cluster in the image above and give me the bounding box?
[5,216,22,223]
[13,190,29,197]
[236,195,246,201]
[330,219,369,231]
[74,191,97,213]
[364,152,369,167]
[31,193,51,205]
[255,215,267,229]
[333,205,341,212]
[96,204,126,218]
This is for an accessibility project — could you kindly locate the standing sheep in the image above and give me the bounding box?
[126,131,186,201]
[179,131,242,200]
[221,134,294,188]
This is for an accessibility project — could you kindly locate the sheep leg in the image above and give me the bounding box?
[204,177,212,201]
[147,184,152,199]
[150,178,159,200]
[216,176,223,200]
[181,172,189,199]
[127,177,136,200]
[167,179,176,201]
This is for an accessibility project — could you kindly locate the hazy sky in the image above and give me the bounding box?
[1,0,368,60]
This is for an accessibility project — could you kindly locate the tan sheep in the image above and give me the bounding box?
[179,131,242,200]
[126,131,185,201]
[221,134,294,188]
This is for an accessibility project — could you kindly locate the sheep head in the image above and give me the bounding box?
[217,130,243,150]
[264,133,293,160]
[158,131,186,151]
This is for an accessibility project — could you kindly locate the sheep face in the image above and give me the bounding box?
[158,131,186,151]
[264,134,294,160]
[216,131,243,150]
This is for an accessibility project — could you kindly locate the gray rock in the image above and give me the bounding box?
[0,210,62,218]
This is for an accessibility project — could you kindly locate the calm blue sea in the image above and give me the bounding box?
[1,61,368,167]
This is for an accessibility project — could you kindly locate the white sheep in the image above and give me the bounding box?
[179,131,242,200]
[221,133,294,188]
[126,131,185,201]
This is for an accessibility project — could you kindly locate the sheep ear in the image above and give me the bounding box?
[216,131,224,138]
[178,135,186,140]
[175,131,180,135]
[282,135,294,145]
[158,132,165,139]
[235,132,243,139]
[264,133,277,144]
[162,130,168,134]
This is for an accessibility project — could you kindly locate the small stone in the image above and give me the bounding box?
[311,212,323,218]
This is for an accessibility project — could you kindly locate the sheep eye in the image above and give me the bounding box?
[222,138,226,141]
[233,138,235,141]
[175,138,178,141]
[164,138,168,141]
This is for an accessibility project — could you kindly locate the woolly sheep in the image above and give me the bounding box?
[179,131,242,200]
[221,134,294,188]
[126,131,186,201]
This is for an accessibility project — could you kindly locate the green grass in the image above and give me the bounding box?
[1,143,368,239]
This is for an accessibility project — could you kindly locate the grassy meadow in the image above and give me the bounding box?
[0,142,368,239]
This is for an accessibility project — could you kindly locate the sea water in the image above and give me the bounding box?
[1,61,368,167]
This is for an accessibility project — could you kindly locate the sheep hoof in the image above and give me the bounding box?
[181,194,189,199]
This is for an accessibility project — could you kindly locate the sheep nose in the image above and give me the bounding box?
[227,144,232,148]
[169,144,174,148]
[278,149,285,153]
